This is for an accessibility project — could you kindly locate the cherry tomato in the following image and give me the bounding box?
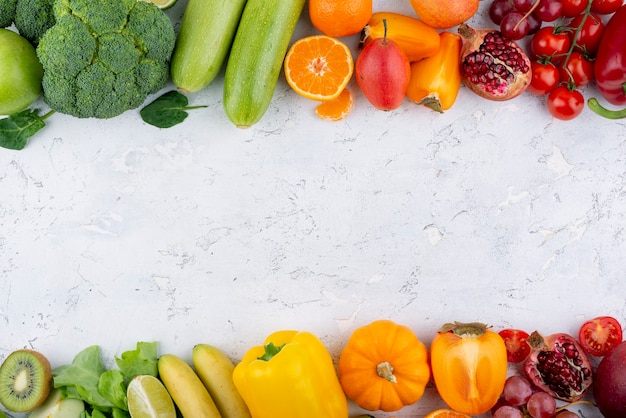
[561,0,590,16]
[591,0,623,14]
[559,51,594,87]
[578,316,623,357]
[568,13,605,54]
[528,60,560,95]
[547,86,585,120]
[499,329,531,363]
[530,26,572,61]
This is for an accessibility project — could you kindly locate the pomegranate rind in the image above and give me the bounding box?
[458,24,531,101]
[523,331,593,402]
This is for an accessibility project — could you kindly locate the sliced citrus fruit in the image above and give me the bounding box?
[127,375,176,418]
[424,409,473,418]
[315,88,354,121]
[284,35,354,101]
[140,0,178,10]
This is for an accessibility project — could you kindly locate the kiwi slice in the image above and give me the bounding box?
[0,349,52,412]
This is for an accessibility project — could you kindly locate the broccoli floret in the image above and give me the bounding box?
[0,0,17,28]
[37,0,175,119]
[14,0,55,45]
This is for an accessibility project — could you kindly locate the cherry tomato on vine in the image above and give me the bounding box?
[561,0,590,17]
[591,0,623,14]
[547,86,585,120]
[578,316,623,357]
[498,329,531,363]
[530,26,572,61]
[559,51,594,87]
[568,13,605,54]
[528,61,560,95]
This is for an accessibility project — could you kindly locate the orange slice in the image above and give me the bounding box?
[315,88,353,121]
[424,409,473,418]
[284,35,354,101]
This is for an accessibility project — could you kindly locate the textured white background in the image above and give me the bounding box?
[1,0,625,416]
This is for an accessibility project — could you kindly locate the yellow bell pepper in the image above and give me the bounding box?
[232,330,348,418]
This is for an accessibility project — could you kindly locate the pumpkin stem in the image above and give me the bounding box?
[376,361,397,383]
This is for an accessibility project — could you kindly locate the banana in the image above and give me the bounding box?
[157,353,221,418]
[192,344,252,418]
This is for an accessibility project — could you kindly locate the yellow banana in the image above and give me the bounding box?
[192,344,252,418]
[157,353,221,418]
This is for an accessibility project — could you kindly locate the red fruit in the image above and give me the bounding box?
[528,60,560,95]
[530,26,572,61]
[458,23,531,101]
[499,329,531,363]
[593,340,626,418]
[578,315,623,357]
[558,51,594,87]
[547,86,585,120]
[523,331,593,402]
[568,13,604,55]
[356,23,410,111]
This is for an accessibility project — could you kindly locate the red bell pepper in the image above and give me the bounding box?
[594,4,626,106]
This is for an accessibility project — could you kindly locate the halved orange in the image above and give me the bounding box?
[424,409,473,418]
[315,88,353,121]
[284,35,354,101]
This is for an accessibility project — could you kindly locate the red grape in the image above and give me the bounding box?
[490,0,517,24]
[513,0,537,11]
[526,392,557,418]
[494,405,525,418]
[502,375,534,406]
[535,0,564,21]
[500,10,532,39]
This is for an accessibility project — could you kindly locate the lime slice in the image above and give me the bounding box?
[127,375,176,418]
[140,0,178,10]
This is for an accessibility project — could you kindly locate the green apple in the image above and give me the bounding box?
[28,389,85,418]
[0,28,44,116]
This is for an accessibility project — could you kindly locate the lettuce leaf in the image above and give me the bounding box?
[53,342,158,418]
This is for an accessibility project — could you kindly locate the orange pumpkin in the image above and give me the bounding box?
[430,321,508,415]
[338,319,430,412]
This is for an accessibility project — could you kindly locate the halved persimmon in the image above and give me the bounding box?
[284,35,354,101]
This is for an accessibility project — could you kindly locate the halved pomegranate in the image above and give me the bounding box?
[458,23,531,101]
[523,331,593,402]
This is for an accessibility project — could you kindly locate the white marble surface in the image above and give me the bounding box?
[1,0,625,416]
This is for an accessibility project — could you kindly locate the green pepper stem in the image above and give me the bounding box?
[588,98,626,119]
[257,342,285,361]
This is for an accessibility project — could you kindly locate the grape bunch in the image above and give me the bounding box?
[488,0,565,40]
[492,375,582,418]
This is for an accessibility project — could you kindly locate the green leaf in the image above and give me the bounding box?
[0,108,54,150]
[115,341,158,380]
[98,370,127,410]
[111,408,131,418]
[140,90,207,128]
[53,345,115,410]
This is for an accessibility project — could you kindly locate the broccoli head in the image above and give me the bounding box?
[36,0,175,119]
[0,0,17,28]
[14,0,55,45]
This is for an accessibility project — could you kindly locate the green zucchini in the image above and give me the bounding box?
[170,0,248,93]
[223,0,306,127]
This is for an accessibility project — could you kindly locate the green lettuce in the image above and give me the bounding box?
[53,342,158,418]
